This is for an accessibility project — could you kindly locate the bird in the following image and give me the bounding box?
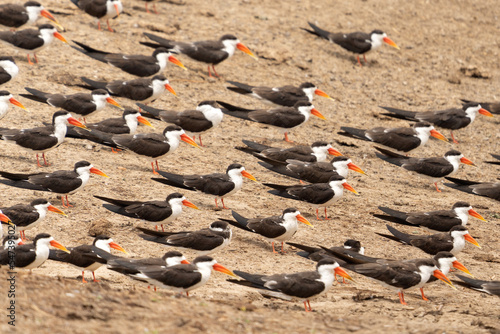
[137,100,223,146]
[375,147,475,192]
[220,208,312,253]
[376,224,481,255]
[141,33,257,77]
[217,100,326,143]
[485,153,500,166]
[0,233,69,270]
[1,198,66,240]
[225,81,333,107]
[444,177,500,202]
[0,209,13,231]
[152,163,256,209]
[373,202,486,232]
[0,56,18,86]
[0,161,108,207]
[228,258,352,312]
[2,235,24,249]
[69,0,122,32]
[0,90,27,120]
[338,122,448,154]
[379,103,493,143]
[80,75,176,105]
[21,87,122,122]
[236,139,342,163]
[0,24,67,65]
[264,175,358,220]
[71,40,187,77]
[455,275,500,296]
[137,221,232,255]
[94,192,199,231]
[302,22,399,66]
[460,99,500,115]
[0,1,62,30]
[256,155,365,183]
[0,110,87,167]
[287,239,365,263]
[48,235,127,283]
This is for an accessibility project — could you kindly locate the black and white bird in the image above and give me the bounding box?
[69,0,123,32]
[153,164,257,209]
[0,161,108,207]
[226,81,333,107]
[217,100,326,143]
[229,259,352,312]
[379,103,493,143]
[0,24,67,65]
[339,122,448,154]
[376,224,481,255]
[137,221,232,255]
[373,202,486,232]
[455,275,500,296]
[445,177,500,202]
[264,175,358,220]
[94,192,199,231]
[72,41,186,77]
[48,235,127,282]
[0,90,27,119]
[461,99,500,115]
[375,147,475,192]
[2,235,24,249]
[303,22,399,66]
[141,33,257,77]
[137,100,224,146]
[220,208,312,253]
[0,1,62,30]
[1,199,66,240]
[287,239,364,262]
[0,57,18,86]
[0,110,87,167]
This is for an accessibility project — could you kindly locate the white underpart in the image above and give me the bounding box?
[444,154,463,177]
[165,255,186,267]
[331,159,350,178]
[26,5,43,25]
[92,93,109,113]
[196,104,223,132]
[219,166,245,200]
[311,145,331,162]
[124,113,140,134]
[84,238,112,272]
[414,126,433,147]
[69,165,93,195]
[454,206,471,225]
[156,52,170,72]
[16,203,50,232]
[0,94,14,119]
[316,179,346,209]
[144,78,169,104]
[369,32,387,52]
[270,211,299,243]
[152,128,183,161]
[436,257,455,276]
[464,105,481,123]
[102,0,123,21]
[51,113,73,148]
[24,236,53,269]
[450,230,467,255]
[0,60,19,81]
[150,196,184,225]
[302,87,316,102]
[221,39,239,58]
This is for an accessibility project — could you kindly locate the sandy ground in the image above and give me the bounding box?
[0,0,499,333]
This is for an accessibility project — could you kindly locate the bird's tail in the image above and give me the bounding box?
[302,22,332,41]
[338,127,369,141]
[379,106,418,120]
[226,81,255,95]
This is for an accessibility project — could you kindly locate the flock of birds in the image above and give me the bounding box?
[0,0,499,314]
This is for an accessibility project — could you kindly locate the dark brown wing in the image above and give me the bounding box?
[2,204,38,227]
[252,85,308,106]
[50,245,96,268]
[161,110,214,133]
[48,93,96,115]
[189,39,228,64]
[113,133,171,158]
[88,118,129,134]
[331,31,372,54]
[286,160,338,183]
[409,232,453,254]
[247,216,287,239]
[0,4,28,28]
[78,0,108,18]
[260,145,315,162]
[1,125,59,151]
[367,127,421,152]
[139,264,202,289]
[415,109,469,130]
[0,243,36,267]
[264,271,325,298]
[105,54,159,77]
[124,201,173,221]
[350,262,422,289]
[184,173,235,196]
[402,157,454,177]
[28,170,81,194]
[407,210,461,231]
[249,108,305,128]
[166,230,224,251]
[107,78,153,101]
[0,29,44,50]
[286,183,334,205]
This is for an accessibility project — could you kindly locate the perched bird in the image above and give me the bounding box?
[444,177,500,202]
[137,221,232,255]
[21,87,122,121]
[69,0,122,32]
[0,1,62,30]
[264,175,358,220]
[0,161,108,207]
[229,259,352,312]
[94,192,199,231]
[0,57,18,86]
[375,147,475,192]
[0,110,87,167]
[0,90,27,120]
[72,41,186,77]
[226,81,333,107]
[455,275,500,296]
[137,101,224,146]
[373,202,486,232]
[302,22,399,66]
[376,224,481,255]
[339,122,448,154]
[379,103,493,143]
[0,233,69,270]
[153,164,256,209]
[217,100,325,143]
[2,235,24,249]
[0,24,67,65]
[48,235,127,283]
[220,208,312,253]
[1,199,66,240]
[141,33,257,77]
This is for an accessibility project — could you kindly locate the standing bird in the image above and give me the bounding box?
[226,81,333,107]
[94,192,199,231]
[0,57,18,86]
[379,103,493,143]
[217,100,326,143]
[0,161,108,207]
[220,208,312,253]
[0,24,67,65]
[141,33,257,77]
[302,22,399,66]
[69,0,122,32]
[375,147,475,192]
[152,164,257,209]
[137,101,223,146]
[229,259,352,312]
[71,41,186,77]
[444,177,500,202]
[0,110,87,167]
[0,1,62,30]
[0,90,27,120]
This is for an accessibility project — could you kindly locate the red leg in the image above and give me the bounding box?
[186,291,189,297]
[82,272,88,283]
[156,161,160,171]
[151,162,159,175]
[207,66,213,78]
[451,132,459,144]
[92,272,100,282]
[42,153,50,166]
[221,198,229,209]
[145,3,150,13]
[357,56,363,67]
[215,198,219,208]
[398,291,407,305]
[420,288,429,301]
[34,54,38,63]
[27,54,34,65]
[324,208,329,220]
[272,242,278,254]
[161,224,165,232]
[153,3,158,14]
[363,54,367,63]
[434,182,441,192]
[61,195,73,208]
[155,225,158,231]
[97,21,102,31]
[316,208,321,220]
[281,242,285,253]
[307,300,312,312]
[199,135,203,147]
[107,20,114,32]
[154,286,156,292]
[36,154,43,167]
[284,132,294,143]
[212,65,220,78]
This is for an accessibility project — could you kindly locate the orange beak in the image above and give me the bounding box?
[106,97,123,109]
[165,83,177,96]
[213,263,236,277]
[48,204,66,216]
[452,260,473,277]
[432,269,456,289]
[383,36,399,50]
[460,157,475,166]
[168,55,187,70]
[335,266,353,281]
[182,199,199,210]
[0,212,11,224]
[90,167,109,178]
[430,129,448,142]
[328,147,342,157]
[109,241,128,254]
[17,240,25,245]
[464,233,481,248]
[9,97,27,111]
[68,117,88,129]
[180,133,200,149]
[241,170,257,182]
[347,162,365,175]
[468,208,486,221]
[181,259,190,264]
[50,239,70,253]
[478,108,493,117]
[53,31,68,44]
[297,214,313,227]
[310,108,326,120]
[137,115,154,128]
[236,43,258,60]
[314,89,334,101]
[41,9,64,31]
[342,181,359,195]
